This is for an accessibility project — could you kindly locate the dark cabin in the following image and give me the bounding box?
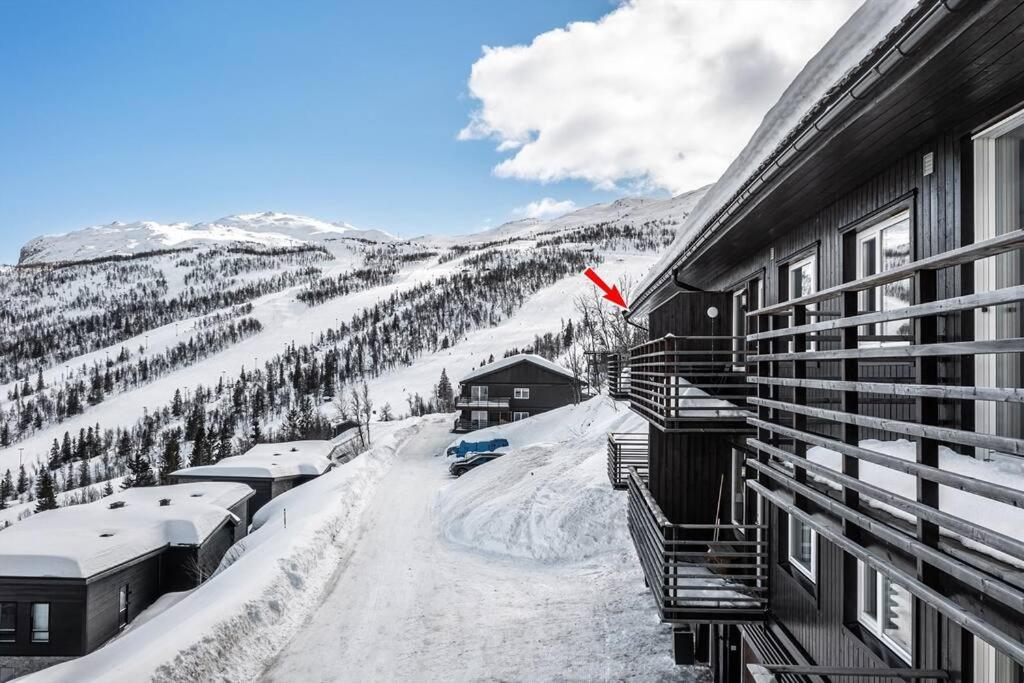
[452,354,581,432]
[168,440,336,524]
[0,482,252,680]
[617,2,1024,682]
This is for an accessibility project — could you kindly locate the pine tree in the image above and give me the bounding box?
[158,437,182,484]
[116,431,133,465]
[216,420,233,462]
[436,369,454,412]
[60,431,73,463]
[102,479,114,496]
[34,469,58,512]
[172,389,183,417]
[48,439,62,471]
[35,368,44,392]
[78,459,92,487]
[16,465,27,495]
[191,421,209,467]
[250,413,262,444]
[122,449,155,489]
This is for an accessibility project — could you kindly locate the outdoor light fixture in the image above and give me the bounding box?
[706,306,719,319]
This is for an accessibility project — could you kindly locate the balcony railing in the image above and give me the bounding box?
[454,397,511,409]
[629,335,754,432]
[745,228,1024,663]
[627,468,768,623]
[452,418,509,432]
[608,353,631,400]
[607,432,648,489]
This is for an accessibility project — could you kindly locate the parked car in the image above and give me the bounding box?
[445,438,509,458]
[448,451,504,477]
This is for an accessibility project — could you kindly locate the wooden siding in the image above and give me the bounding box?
[0,580,86,657]
[84,555,162,653]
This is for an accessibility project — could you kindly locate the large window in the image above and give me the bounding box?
[470,410,487,426]
[470,385,488,401]
[0,602,15,643]
[512,411,529,421]
[30,603,48,643]
[974,110,1024,451]
[118,585,129,629]
[855,211,912,345]
[974,638,1022,683]
[730,448,745,527]
[787,515,817,582]
[856,562,912,662]
[513,387,530,400]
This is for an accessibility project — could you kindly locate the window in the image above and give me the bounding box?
[785,256,817,351]
[118,585,129,629]
[973,110,1024,452]
[513,387,530,400]
[732,279,763,367]
[470,410,488,426]
[855,212,912,345]
[30,603,48,643]
[730,449,745,527]
[470,386,488,401]
[974,638,1022,683]
[512,412,529,421]
[856,562,912,662]
[0,602,15,642]
[787,515,817,582]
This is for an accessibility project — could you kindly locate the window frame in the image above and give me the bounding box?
[854,211,912,347]
[730,448,746,528]
[856,561,913,664]
[0,601,15,643]
[513,387,530,400]
[512,411,529,421]
[787,515,817,583]
[30,602,49,643]
[118,584,129,630]
[784,254,817,352]
[470,385,488,401]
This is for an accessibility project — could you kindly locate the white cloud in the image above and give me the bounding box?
[459,0,860,194]
[512,197,578,220]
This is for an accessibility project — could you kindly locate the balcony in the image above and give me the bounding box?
[607,432,648,489]
[629,335,754,432]
[627,468,768,623]
[454,397,511,410]
[451,417,509,432]
[607,353,631,400]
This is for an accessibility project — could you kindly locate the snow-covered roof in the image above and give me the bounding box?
[171,441,335,480]
[632,0,925,312]
[0,482,253,579]
[460,354,578,383]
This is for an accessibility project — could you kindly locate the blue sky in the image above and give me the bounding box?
[0,1,859,264]
[0,0,618,262]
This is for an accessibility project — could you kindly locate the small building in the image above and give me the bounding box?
[453,354,581,432]
[168,440,335,523]
[0,482,252,678]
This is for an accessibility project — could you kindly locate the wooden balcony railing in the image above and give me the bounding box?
[627,468,769,624]
[607,432,648,489]
[608,353,631,400]
[629,335,755,432]
[745,227,1024,663]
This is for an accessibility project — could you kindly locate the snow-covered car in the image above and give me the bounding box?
[448,451,503,477]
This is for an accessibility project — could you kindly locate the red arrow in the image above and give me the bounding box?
[583,267,627,309]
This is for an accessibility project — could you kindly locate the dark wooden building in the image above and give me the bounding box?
[169,440,335,524]
[452,354,581,432]
[0,482,252,679]
[619,1,1024,681]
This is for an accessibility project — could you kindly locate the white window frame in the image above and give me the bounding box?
[856,561,913,663]
[855,211,912,347]
[512,411,529,421]
[470,385,488,401]
[470,410,488,425]
[730,448,746,528]
[513,387,530,400]
[118,584,129,629]
[787,515,817,583]
[786,255,817,352]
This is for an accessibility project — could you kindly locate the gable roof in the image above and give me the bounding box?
[460,353,577,383]
[630,0,936,317]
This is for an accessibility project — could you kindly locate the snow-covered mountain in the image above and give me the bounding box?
[17,212,397,265]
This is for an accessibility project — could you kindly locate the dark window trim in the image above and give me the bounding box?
[0,601,15,643]
[29,602,49,644]
[724,266,767,295]
[775,240,820,269]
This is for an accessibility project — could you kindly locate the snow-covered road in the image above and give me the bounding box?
[261,419,682,682]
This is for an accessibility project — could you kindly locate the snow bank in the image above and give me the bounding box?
[171,440,334,480]
[435,397,645,563]
[23,415,437,683]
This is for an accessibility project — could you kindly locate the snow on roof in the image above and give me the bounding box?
[459,354,577,383]
[0,482,253,579]
[633,0,923,308]
[171,440,335,480]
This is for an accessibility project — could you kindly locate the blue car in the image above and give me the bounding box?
[446,438,509,459]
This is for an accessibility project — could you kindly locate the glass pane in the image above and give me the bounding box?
[119,587,127,612]
[0,602,14,640]
[731,451,744,523]
[31,603,48,630]
[882,577,913,658]
[882,221,912,338]
[790,517,813,573]
[861,565,878,620]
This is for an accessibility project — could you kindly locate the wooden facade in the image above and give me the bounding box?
[453,356,579,432]
[619,1,1024,681]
